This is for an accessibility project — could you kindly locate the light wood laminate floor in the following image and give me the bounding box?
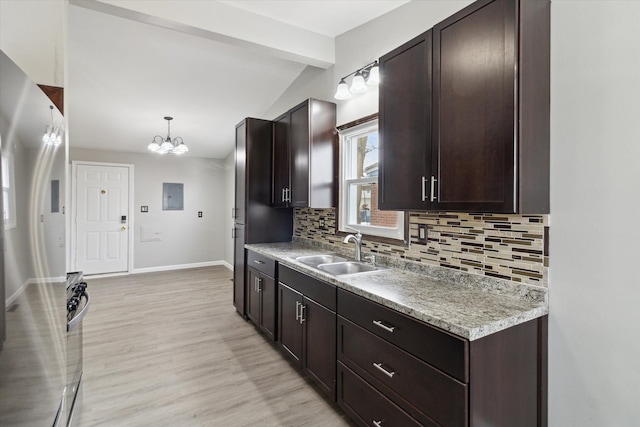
[81,266,355,427]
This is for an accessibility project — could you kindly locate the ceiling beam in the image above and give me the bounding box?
[69,0,335,69]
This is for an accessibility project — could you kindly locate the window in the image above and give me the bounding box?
[2,151,16,229]
[339,118,404,241]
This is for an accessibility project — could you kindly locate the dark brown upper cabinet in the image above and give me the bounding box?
[432,0,550,213]
[271,98,337,209]
[378,0,549,214]
[378,30,433,211]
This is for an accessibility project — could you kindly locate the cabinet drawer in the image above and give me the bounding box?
[339,316,467,427]
[279,265,336,311]
[247,250,276,277]
[337,289,468,382]
[338,362,422,427]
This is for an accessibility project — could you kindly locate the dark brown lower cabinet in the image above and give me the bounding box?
[338,362,422,427]
[338,316,466,427]
[278,265,337,400]
[246,267,276,341]
[278,283,303,365]
[337,289,547,427]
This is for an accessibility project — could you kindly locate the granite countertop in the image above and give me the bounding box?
[245,241,548,341]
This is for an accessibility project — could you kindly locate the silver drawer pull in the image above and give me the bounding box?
[372,320,395,333]
[373,362,395,378]
[373,421,384,427]
[253,259,265,265]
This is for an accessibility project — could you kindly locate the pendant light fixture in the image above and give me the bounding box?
[333,60,380,100]
[42,105,62,146]
[147,116,189,155]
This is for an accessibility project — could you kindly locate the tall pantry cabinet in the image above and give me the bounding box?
[233,118,292,316]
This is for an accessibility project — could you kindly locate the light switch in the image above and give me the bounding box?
[141,206,148,212]
[418,224,428,243]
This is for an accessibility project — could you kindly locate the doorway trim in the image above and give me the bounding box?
[71,161,135,275]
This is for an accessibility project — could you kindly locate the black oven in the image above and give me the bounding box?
[66,272,89,427]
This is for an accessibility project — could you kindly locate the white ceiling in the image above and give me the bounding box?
[68,0,410,159]
[217,1,411,37]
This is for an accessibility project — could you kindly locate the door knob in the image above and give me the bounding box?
[121,226,127,231]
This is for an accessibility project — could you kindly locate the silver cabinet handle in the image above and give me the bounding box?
[373,421,383,427]
[372,320,395,333]
[254,277,262,292]
[421,176,427,201]
[295,301,301,321]
[253,259,265,265]
[430,175,437,202]
[373,362,396,378]
[231,228,235,239]
[231,207,235,218]
[299,304,306,324]
[282,188,286,203]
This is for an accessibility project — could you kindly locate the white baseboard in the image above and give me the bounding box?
[5,279,31,308]
[5,276,66,307]
[84,260,233,279]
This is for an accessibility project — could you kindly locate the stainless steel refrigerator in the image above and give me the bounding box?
[0,51,68,426]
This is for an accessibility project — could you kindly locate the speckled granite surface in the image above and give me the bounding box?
[245,240,548,341]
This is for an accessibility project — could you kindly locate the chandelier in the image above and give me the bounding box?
[147,116,189,154]
[42,105,62,146]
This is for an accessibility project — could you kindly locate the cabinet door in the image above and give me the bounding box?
[272,112,290,207]
[278,283,303,367]
[234,121,246,222]
[303,297,337,400]
[288,102,310,207]
[261,274,277,341]
[432,0,517,212]
[246,268,261,326]
[232,226,245,315]
[379,30,432,210]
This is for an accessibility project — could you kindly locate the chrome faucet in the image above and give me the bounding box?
[343,226,363,262]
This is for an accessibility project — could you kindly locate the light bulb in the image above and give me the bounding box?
[161,139,174,152]
[173,143,188,154]
[334,79,352,100]
[350,71,368,93]
[147,141,161,152]
[367,63,380,86]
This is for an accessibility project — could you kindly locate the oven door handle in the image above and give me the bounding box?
[67,291,90,332]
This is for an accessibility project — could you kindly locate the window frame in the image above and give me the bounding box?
[337,115,406,243]
[2,150,17,230]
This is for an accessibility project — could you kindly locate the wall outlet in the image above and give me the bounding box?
[319,218,325,228]
[198,211,203,218]
[417,224,428,243]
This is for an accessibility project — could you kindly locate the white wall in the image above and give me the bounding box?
[549,1,640,423]
[223,151,235,267]
[0,0,65,86]
[70,148,230,271]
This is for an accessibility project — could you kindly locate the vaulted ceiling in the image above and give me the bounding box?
[68,0,411,158]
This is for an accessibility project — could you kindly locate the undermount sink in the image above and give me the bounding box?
[317,261,386,276]
[296,254,347,267]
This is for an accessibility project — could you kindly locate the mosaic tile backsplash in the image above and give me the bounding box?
[294,208,549,287]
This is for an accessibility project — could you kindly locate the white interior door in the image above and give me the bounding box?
[74,163,130,275]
